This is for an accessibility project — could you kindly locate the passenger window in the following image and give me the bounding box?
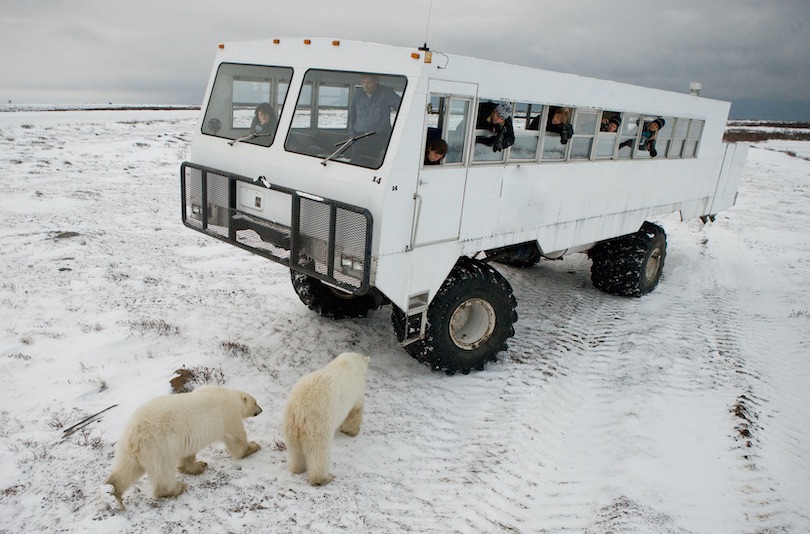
[636,117,657,160]
[570,109,598,160]
[669,118,690,158]
[423,95,466,166]
[446,98,471,164]
[541,106,572,161]
[473,100,508,163]
[509,102,540,161]
[651,116,674,158]
[684,120,703,158]
[617,114,640,159]
[595,110,621,159]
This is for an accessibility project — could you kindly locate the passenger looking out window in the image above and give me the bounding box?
[620,117,665,157]
[546,107,574,144]
[529,106,574,144]
[600,115,621,132]
[424,139,448,165]
[475,101,515,152]
[252,103,278,135]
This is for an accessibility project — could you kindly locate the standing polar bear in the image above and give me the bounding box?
[283,352,370,485]
[105,385,262,510]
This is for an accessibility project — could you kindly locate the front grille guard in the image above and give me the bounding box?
[181,162,372,295]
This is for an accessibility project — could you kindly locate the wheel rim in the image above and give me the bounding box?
[449,298,496,350]
[644,248,663,283]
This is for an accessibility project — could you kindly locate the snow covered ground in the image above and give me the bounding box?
[1,110,808,533]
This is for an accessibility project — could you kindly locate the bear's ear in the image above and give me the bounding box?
[241,394,249,405]
[363,355,371,364]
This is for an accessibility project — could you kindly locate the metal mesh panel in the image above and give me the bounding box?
[295,195,371,291]
[298,197,333,277]
[332,209,369,287]
[183,166,203,230]
[181,162,371,294]
[203,172,231,238]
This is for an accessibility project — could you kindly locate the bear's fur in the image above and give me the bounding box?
[105,385,262,510]
[283,352,370,485]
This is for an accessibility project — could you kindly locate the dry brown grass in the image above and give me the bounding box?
[724,121,810,142]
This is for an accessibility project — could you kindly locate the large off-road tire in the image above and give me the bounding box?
[588,221,667,297]
[291,271,383,319]
[391,257,518,374]
[484,241,543,268]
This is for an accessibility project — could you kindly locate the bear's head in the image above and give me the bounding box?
[240,392,263,418]
[334,352,371,372]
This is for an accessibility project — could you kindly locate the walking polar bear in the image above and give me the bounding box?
[283,352,370,485]
[105,385,262,510]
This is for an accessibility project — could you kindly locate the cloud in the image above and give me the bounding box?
[1,0,808,118]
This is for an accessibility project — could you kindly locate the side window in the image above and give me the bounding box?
[423,95,466,166]
[653,116,674,159]
[445,98,471,164]
[425,95,471,165]
[669,118,690,158]
[472,100,508,163]
[202,63,293,147]
[570,109,598,160]
[617,114,640,159]
[541,106,572,161]
[684,120,703,158]
[509,102,540,161]
[595,110,622,159]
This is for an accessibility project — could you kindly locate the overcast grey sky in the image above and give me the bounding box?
[1,0,808,119]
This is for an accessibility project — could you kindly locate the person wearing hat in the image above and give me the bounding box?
[619,116,665,157]
[475,101,515,152]
[640,117,665,157]
[600,115,622,132]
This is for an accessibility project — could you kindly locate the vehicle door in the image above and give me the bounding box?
[411,79,477,247]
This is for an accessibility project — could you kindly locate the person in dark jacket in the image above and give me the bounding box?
[545,107,574,144]
[251,103,277,135]
[620,117,665,157]
[528,106,574,144]
[347,75,401,163]
[475,101,515,152]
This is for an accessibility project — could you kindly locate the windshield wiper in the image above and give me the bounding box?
[228,133,272,146]
[321,131,375,166]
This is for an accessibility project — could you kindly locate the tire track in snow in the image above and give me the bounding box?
[701,222,810,532]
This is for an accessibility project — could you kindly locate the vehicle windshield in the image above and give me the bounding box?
[202,63,293,147]
[285,69,407,169]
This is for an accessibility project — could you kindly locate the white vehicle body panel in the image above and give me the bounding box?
[184,38,745,312]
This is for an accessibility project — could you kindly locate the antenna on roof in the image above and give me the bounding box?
[420,0,433,51]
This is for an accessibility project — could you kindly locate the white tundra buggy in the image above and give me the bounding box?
[181,38,747,374]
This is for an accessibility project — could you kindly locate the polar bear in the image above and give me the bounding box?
[283,352,370,485]
[105,385,262,510]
